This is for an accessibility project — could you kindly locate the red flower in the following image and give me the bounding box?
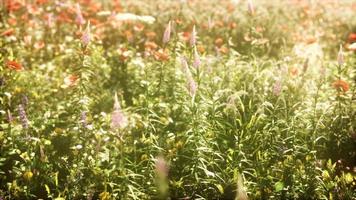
[348,33,356,43]
[5,0,23,12]
[6,60,23,71]
[333,80,349,92]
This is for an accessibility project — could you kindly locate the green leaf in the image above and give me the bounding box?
[215,183,224,194]
[274,181,284,192]
[44,184,50,195]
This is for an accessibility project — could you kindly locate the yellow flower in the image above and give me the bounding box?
[14,86,22,93]
[54,128,63,134]
[99,191,110,200]
[23,171,33,181]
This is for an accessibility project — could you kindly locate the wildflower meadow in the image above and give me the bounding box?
[0,0,355,199]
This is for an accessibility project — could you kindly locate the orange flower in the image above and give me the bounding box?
[89,18,100,25]
[124,30,134,42]
[218,47,229,54]
[182,31,191,42]
[227,3,235,13]
[175,18,183,25]
[7,18,17,26]
[134,23,145,32]
[215,20,224,27]
[1,28,14,37]
[333,80,349,92]
[144,41,158,51]
[62,75,79,88]
[290,67,299,76]
[229,22,237,29]
[305,36,317,44]
[36,0,48,4]
[215,38,224,47]
[145,31,156,40]
[154,49,169,62]
[197,45,205,54]
[34,41,45,49]
[6,60,23,71]
[57,11,73,23]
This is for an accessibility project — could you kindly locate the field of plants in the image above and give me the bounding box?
[0,0,355,199]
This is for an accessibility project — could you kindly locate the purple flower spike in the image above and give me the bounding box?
[162,21,171,44]
[18,104,29,129]
[188,77,198,97]
[81,111,88,128]
[155,156,169,178]
[193,47,201,69]
[180,55,189,74]
[337,45,344,66]
[81,22,91,46]
[190,25,197,47]
[272,79,282,96]
[111,93,128,129]
[75,3,85,25]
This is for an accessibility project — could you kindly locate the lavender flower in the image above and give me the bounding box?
[81,22,91,46]
[18,104,29,129]
[272,79,282,96]
[180,55,189,74]
[188,77,198,97]
[111,93,128,129]
[337,45,344,66]
[75,3,85,25]
[162,21,171,44]
[47,13,55,28]
[80,111,88,128]
[193,46,201,69]
[190,25,197,47]
[247,0,255,16]
[155,156,168,178]
[22,94,28,108]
